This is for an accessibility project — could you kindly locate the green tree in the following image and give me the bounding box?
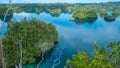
[99,8,108,16]
[112,9,120,15]
[64,41,120,68]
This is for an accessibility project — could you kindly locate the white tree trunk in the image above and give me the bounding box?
[0,0,12,68]
[19,39,22,68]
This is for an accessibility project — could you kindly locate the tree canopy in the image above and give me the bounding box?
[0,19,58,68]
[65,41,120,68]
[99,8,108,16]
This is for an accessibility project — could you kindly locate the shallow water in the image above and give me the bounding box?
[1,12,120,68]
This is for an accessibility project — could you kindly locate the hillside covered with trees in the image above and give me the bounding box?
[0,19,58,68]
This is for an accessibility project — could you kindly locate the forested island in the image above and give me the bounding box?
[0,2,120,23]
[70,5,98,23]
[49,9,61,16]
[0,2,120,22]
[0,19,58,68]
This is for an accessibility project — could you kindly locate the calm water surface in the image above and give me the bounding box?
[1,12,120,68]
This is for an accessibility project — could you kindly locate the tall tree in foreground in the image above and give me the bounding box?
[0,0,12,68]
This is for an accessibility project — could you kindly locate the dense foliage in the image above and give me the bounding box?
[72,5,98,19]
[0,2,120,16]
[112,9,120,15]
[0,19,58,68]
[0,2,120,68]
[65,41,120,68]
[70,5,98,24]
[99,8,108,16]
[17,3,75,13]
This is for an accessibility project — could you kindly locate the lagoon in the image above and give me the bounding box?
[1,12,120,68]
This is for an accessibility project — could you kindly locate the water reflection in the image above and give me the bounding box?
[74,17,98,24]
[104,17,116,22]
[50,13,60,17]
[104,15,117,22]
[2,12,120,68]
[0,19,8,38]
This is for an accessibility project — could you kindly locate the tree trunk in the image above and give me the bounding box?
[19,39,22,68]
[0,39,6,68]
[0,0,12,68]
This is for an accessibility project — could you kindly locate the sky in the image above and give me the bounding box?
[0,0,120,3]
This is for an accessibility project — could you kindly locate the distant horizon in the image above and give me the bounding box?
[0,1,120,4]
[0,0,120,4]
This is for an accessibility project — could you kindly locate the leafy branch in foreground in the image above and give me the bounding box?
[64,41,120,68]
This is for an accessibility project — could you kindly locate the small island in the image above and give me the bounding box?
[104,15,116,22]
[49,9,61,16]
[70,6,98,24]
[35,8,42,14]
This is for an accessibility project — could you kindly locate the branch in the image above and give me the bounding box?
[1,0,12,27]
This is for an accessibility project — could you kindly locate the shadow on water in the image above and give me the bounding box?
[0,15,13,22]
[74,17,98,24]
[50,14,60,17]
[104,15,118,22]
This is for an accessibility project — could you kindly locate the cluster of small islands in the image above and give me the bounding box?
[0,2,120,68]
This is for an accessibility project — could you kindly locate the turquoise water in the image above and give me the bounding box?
[1,12,120,68]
